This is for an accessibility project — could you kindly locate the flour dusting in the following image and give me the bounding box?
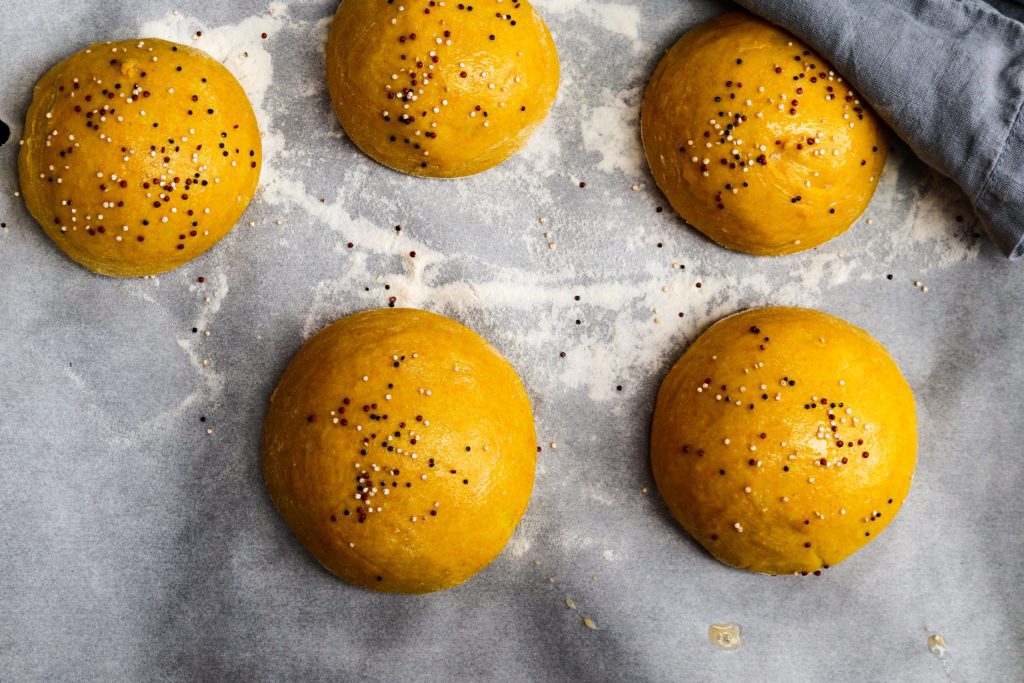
[538,0,643,45]
[123,0,983,525]
[581,88,643,175]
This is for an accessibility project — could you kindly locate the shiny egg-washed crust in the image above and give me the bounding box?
[641,11,887,255]
[651,307,916,575]
[263,308,537,593]
[19,38,261,277]
[326,0,559,178]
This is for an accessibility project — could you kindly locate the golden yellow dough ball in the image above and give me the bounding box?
[651,307,916,575]
[325,0,559,178]
[19,38,261,277]
[641,12,887,255]
[263,308,537,593]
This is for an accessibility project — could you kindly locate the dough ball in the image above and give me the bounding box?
[641,12,887,255]
[325,0,559,178]
[651,307,916,575]
[19,39,261,277]
[263,308,537,593]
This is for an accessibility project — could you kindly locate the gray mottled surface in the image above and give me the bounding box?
[1,1,1022,681]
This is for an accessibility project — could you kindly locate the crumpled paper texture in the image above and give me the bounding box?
[0,0,1021,680]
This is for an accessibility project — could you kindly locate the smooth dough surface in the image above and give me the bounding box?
[325,0,559,178]
[641,11,887,255]
[19,38,261,277]
[263,308,537,593]
[651,307,916,575]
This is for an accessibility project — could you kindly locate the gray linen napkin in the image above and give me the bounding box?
[736,0,1024,259]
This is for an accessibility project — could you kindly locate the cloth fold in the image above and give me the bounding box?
[736,0,1024,259]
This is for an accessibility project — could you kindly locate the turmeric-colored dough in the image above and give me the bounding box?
[651,307,916,575]
[641,12,887,255]
[263,308,537,593]
[19,38,261,277]
[325,0,559,178]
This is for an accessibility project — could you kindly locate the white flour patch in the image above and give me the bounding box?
[507,534,533,559]
[586,3,642,44]
[176,269,230,400]
[581,88,643,175]
[518,114,564,184]
[61,366,86,389]
[862,151,982,266]
[313,15,332,51]
[538,0,642,45]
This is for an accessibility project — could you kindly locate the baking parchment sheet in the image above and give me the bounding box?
[1,0,1021,680]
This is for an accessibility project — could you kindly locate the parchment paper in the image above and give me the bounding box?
[1,1,1021,680]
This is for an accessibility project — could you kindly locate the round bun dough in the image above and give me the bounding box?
[651,307,916,575]
[641,12,887,255]
[263,308,537,593]
[19,38,261,277]
[325,0,559,178]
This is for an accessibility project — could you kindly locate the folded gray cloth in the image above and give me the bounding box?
[736,0,1024,259]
